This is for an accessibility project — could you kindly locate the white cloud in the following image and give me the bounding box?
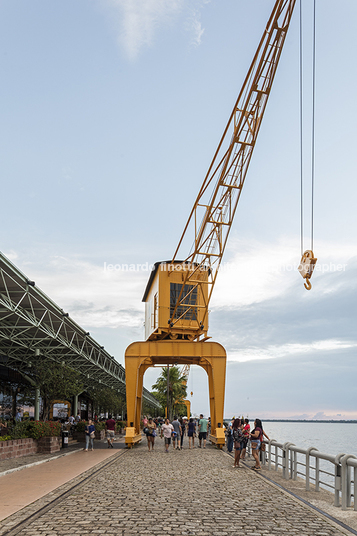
[102,0,184,60]
[227,339,357,363]
[100,0,210,59]
[19,254,148,331]
[211,236,357,309]
[186,8,205,47]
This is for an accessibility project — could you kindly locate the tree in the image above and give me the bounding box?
[88,386,125,418]
[33,359,84,421]
[151,366,187,420]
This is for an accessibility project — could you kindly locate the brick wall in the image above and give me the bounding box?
[37,436,61,454]
[0,438,37,461]
[0,436,61,460]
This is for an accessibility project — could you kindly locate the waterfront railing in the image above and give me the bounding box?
[260,439,356,510]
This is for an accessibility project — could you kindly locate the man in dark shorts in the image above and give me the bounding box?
[105,414,116,448]
[198,413,208,449]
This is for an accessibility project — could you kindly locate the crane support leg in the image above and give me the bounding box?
[183,399,191,419]
[124,341,226,448]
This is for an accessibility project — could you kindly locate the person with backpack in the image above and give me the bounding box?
[232,418,244,467]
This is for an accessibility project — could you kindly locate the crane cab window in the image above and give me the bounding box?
[170,283,197,321]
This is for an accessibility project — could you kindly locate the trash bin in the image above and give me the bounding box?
[62,430,69,448]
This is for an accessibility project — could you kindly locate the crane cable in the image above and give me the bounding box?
[311,0,316,254]
[299,0,317,290]
[299,0,304,256]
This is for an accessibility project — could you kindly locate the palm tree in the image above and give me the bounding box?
[151,366,187,420]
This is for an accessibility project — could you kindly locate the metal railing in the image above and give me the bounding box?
[261,439,357,510]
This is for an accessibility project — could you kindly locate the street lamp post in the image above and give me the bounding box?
[166,364,170,420]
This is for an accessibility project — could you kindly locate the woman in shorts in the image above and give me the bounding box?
[240,418,250,461]
[161,418,174,453]
[250,418,270,470]
[146,417,156,452]
[232,418,243,467]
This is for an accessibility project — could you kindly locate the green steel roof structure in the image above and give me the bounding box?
[0,251,160,409]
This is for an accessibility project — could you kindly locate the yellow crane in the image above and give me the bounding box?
[126,0,305,448]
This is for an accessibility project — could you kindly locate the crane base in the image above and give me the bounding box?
[209,428,226,449]
[125,427,142,448]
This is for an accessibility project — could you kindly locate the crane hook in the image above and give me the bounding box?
[298,250,317,291]
[304,278,312,291]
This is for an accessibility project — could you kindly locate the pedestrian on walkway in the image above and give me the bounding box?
[226,417,234,453]
[240,418,250,461]
[179,417,186,449]
[161,418,174,453]
[250,418,270,470]
[84,419,95,451]
[172,416,182,450]
[146,417,157,452]
[232,418,244,467]
[187,417,196,449]
[106,414,116,448]
[198,414,208,448]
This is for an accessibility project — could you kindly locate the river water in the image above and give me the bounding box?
[250,422,357,491]
[261,421,357,458]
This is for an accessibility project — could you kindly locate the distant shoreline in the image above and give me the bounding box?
[223,419,357,423]
[262,419,357,424]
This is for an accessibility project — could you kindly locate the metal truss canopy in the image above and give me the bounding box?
[0,252,160,409]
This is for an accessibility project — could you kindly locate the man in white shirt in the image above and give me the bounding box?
[161,418,174,453]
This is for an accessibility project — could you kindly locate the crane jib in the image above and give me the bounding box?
[143,0,297,343]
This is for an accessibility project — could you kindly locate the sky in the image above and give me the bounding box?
[1,0,356,421]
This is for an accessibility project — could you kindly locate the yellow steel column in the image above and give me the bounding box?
[183,399,191,419]
[124,351,152,447]
[205,355,226,448]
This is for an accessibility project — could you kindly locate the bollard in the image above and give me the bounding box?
[62,430,69,448]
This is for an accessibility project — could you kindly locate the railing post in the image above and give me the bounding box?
[289,446,295,479]
[275,444,279,471]
[354,466,357,512]
[283,442,295,480]
[293,450,298,481]
[341,454,357,510]
[334,453,345,507]
[306,447,318,491]
[261,442,266,466]
[268,440,275,471]
[315,457,320,491]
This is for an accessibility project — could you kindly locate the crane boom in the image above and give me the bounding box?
[143,0,296,342]
[169,0,296,337]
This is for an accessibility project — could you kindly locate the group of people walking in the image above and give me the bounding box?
[143,415,209,453]
[83,413,268,469]
[226,417,269,470]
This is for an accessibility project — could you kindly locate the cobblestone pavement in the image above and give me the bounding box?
[2,439,350,536]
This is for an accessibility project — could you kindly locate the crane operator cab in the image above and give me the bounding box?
[143,261,209,342]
